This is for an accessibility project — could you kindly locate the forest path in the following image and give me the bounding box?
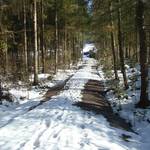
[0,58,139,150]
[76,77,133,132]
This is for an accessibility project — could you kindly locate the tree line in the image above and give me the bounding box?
[92,0,150,108]
[0,0,89,85]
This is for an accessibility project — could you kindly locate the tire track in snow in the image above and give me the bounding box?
[32,59,100,150]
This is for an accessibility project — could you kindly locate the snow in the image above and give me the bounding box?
[29,74,51,83]
[7,67,77,105]
[106,62,150,150]
[83,43,97,53]
[0,56,149,150]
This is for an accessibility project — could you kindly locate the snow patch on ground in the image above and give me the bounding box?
[6,66,79,105]
[105,63,150,150]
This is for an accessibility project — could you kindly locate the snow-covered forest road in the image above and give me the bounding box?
[0,58,145,150]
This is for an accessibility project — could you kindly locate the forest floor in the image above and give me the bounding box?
[0,57,149,150]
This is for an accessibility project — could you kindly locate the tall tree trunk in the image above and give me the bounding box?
[64,27,67,65]
[148,31,150,64]
[33,0,38,85]
[117,0,128,89]
[135,27,139,62]
[136,0,149,108]
[0,78,2,100]
[111,32,118,80]
[23,0,28,74]
[109,2,118,80]
[54,0,58,73]
[72,35,76,64]
[4,37,8,75]
[40,0,45,73]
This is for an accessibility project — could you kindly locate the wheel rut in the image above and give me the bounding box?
[75,66,134,132]
[28,74,73,111]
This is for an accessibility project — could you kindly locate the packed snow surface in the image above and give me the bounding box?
[0,58,148,150]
